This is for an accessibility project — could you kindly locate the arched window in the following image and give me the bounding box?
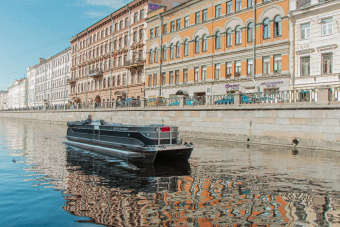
[195,36,200,53]
[100,46,103,55]
[184,39,189,56]
[149,49,153,64]
[274,16,282,37]
[263,18,270,39]
[170,44,175,59]
[235,26,241,45]
[155,48,158,62]
[215,32,221,49]
[114,40,117,50]
[226,29,232,46]
[176,42,180,58]
[124,35,127,46]
[247,23,253,42]
[163,46,167,61]
[133,31,137,42]
[119,38,122,48]
[202,35,208,51]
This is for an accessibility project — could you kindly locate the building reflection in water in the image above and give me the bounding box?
[1,118,340,226]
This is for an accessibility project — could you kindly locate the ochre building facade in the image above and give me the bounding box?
[145,0,291,98]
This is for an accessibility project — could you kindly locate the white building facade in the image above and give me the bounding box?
[28,48,72,107]
[6,79,28,109]
[290,0,340,99]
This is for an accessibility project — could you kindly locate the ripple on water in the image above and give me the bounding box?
[0,118,340,226]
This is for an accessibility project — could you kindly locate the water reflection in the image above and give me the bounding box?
[1,118,340,226]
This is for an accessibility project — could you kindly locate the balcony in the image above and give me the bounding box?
[124,58,145,69]
[89,68,103,79]
[67,78,76,85]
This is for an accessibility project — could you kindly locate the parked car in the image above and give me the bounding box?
[215,95,253,105]
[169,99,202,106]
[147,96,166,106]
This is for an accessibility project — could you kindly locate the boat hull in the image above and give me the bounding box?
[65,137,193,164]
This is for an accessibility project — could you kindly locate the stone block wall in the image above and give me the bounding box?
[1,104,340,151]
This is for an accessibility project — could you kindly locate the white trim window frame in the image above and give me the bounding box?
[321,17,333,36]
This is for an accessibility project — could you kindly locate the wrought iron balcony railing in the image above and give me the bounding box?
[89,68,103,78]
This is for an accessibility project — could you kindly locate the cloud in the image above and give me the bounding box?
[77,0,130,9]
[84,11,109,18]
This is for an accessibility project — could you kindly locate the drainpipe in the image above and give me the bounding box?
[85,29,89,103]
[252,0,260,93]
[126,4,131,99]
[110,15,114,102]
[158,13,163,96]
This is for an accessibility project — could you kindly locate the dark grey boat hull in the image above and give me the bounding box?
[65,138,193,164]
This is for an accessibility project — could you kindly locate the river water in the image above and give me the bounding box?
[1,118,340,226]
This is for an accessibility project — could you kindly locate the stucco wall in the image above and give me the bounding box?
[1,103,340,151]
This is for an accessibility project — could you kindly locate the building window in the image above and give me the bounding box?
[134,13,138,23]
[171,21,175,32]
[185,16,189,27]
[163,24,167,34]
[274,55,282,73]
[140,10,144,20]
[139,29,143,40]
[300,56,310,77]
[176,42,181,58]
[120,20,123,30]
[162,72,166,85]
[248,23,253,42]
[184,39,189,56]
[236,0,241,11]
[148,75,152,87]
[203,9,208,21]
[227,1,233,14]
[153,74,157,86]
[322,53,332,74]
[248,0,253,8]
[321,17,333,36]
[133,31,137,42]
[215,31,221,49]
[175,70,179,84]
[163,46,167,61]
[201,66,207,81]
[123,74,126,85]
[195,12,200,23]
[195,36,200,53]
[194,67,199,81]
[150,29,154,38]
[247,59,253,75]
[263,18,270,39]
[183,69,188,83]
[215,64,220,80]
[215,5,221,18]
[149,50,153,64]
[235,26,241,45]
[170,44,175,59]
[155,48,158,63]
[263,56,270,75]
[154,27,159,37]
[226,62,232,78]
[169,71,173,85]
[226,29,232,46]
[176,19,181,30]
[202,35,208,52]
[274,16,282,37]
[300,23,310,39]
[235,61,241,77]
[125,18,128,28]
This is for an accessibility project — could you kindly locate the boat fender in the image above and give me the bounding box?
[163,146,166,149]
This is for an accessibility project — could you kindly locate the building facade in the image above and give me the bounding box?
[6,79,28,109]
[68,0,188,104]
[69,0,148,104]
[28,48,71,107]
[290,0,340,99]
[0,91,7,110]
[145,0,291,98]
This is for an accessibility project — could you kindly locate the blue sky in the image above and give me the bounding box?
[0,0,130,90]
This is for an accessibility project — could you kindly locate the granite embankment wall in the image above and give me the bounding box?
[1,103,340,151]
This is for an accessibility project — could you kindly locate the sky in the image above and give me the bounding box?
[0,0,131,90]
